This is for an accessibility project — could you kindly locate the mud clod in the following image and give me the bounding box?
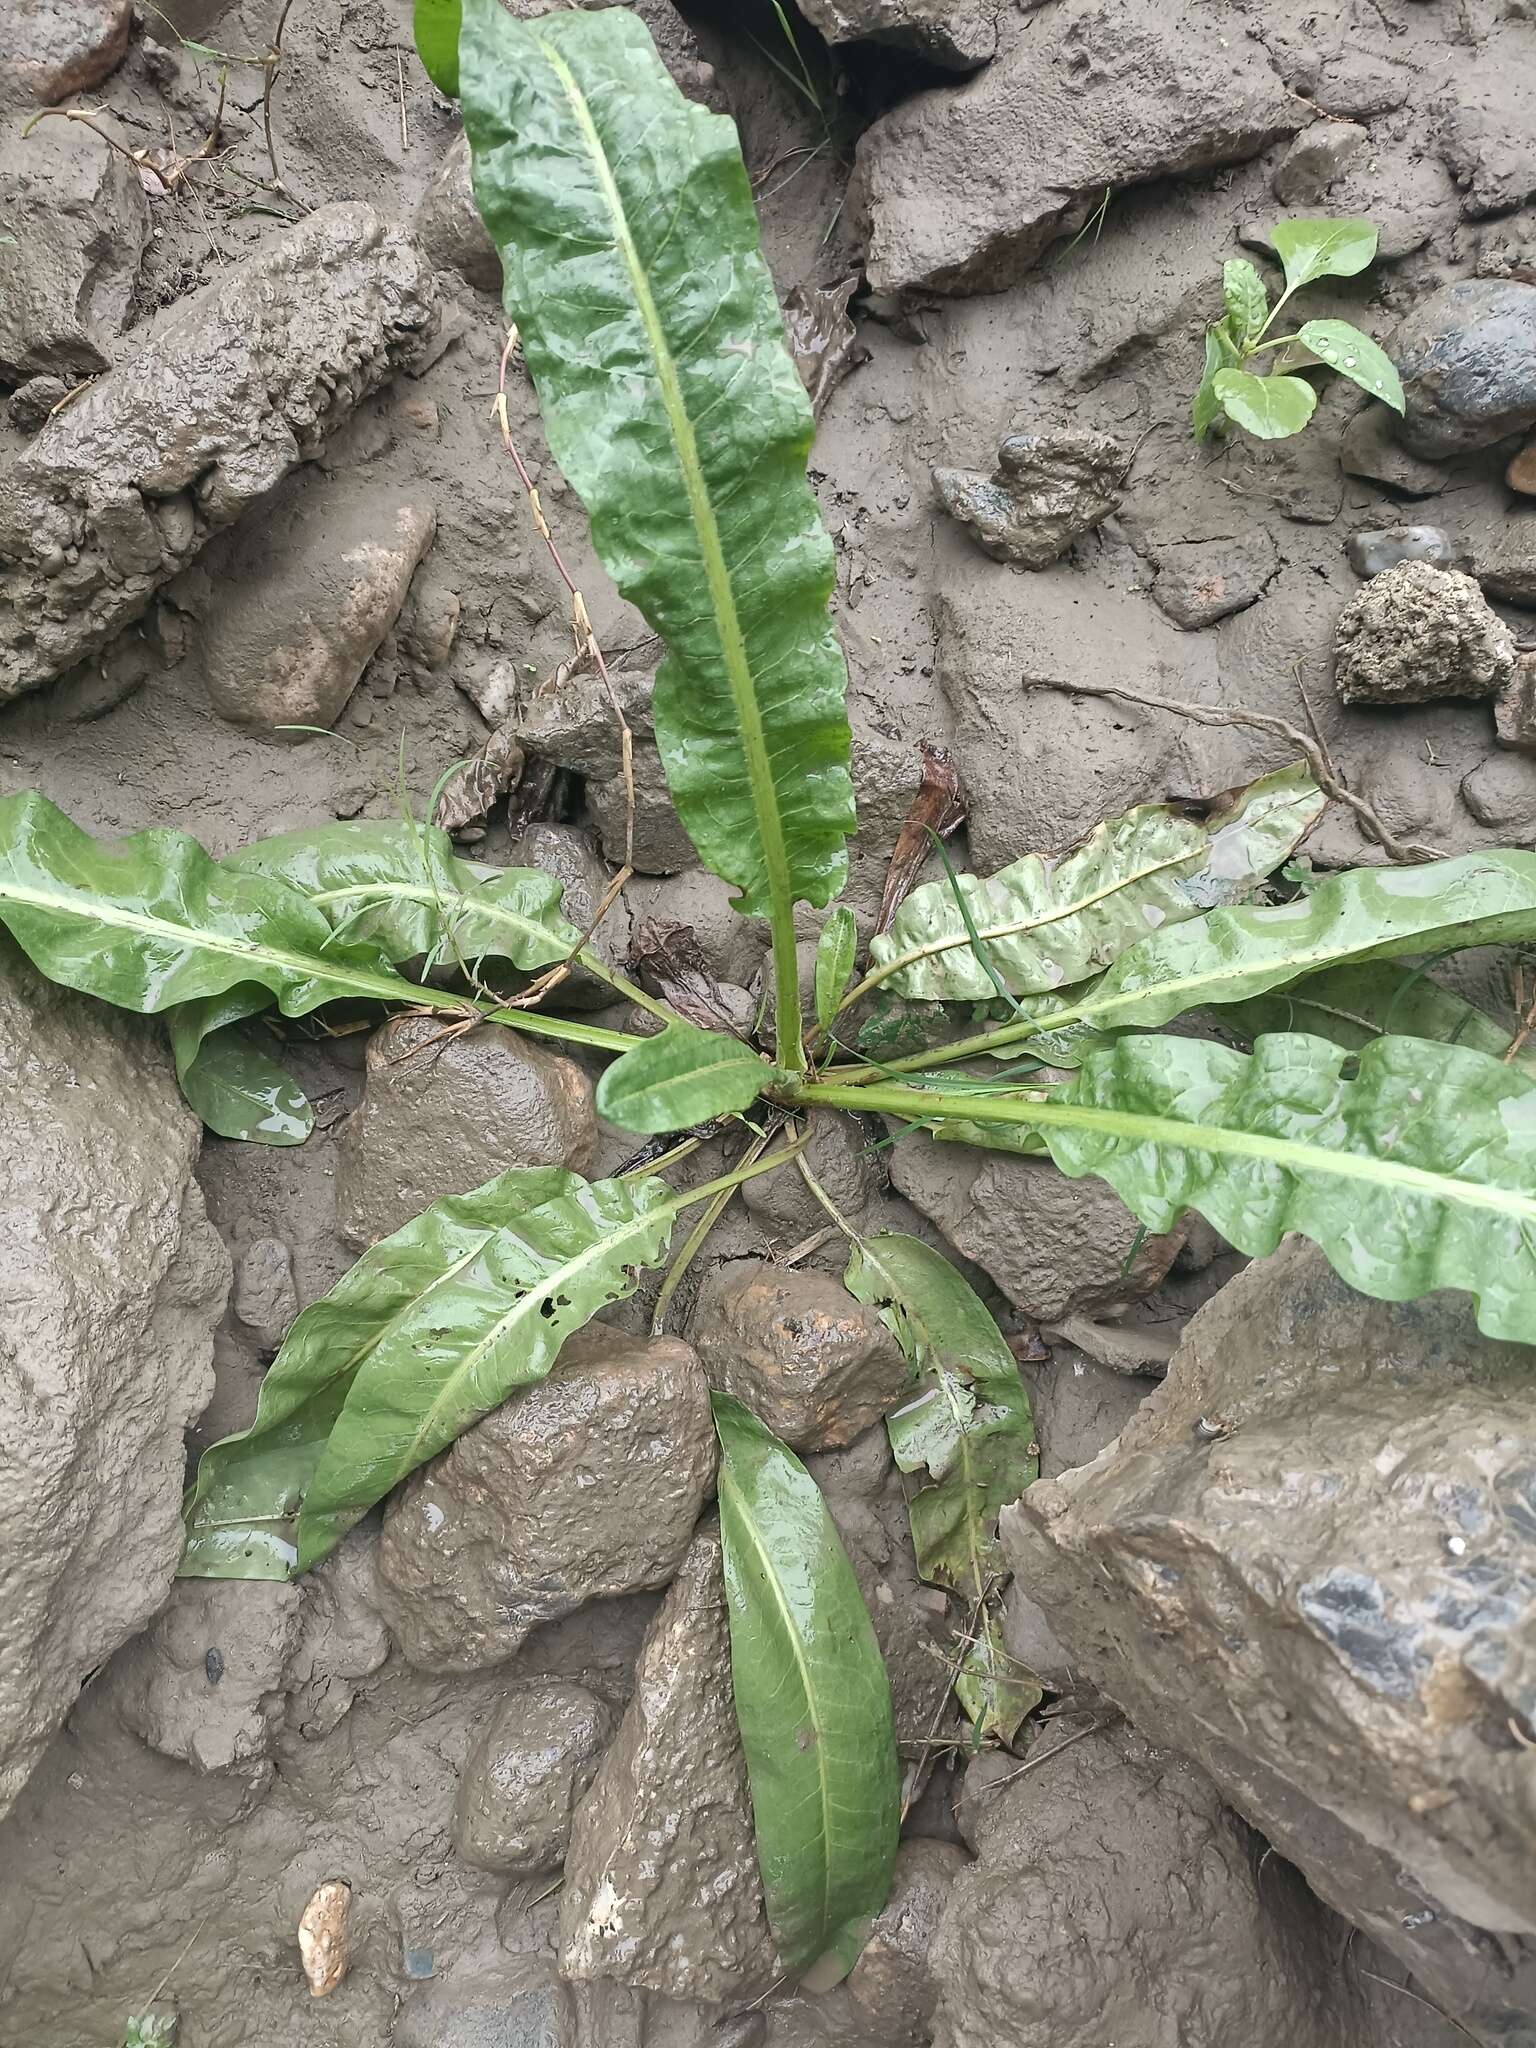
[1333,560,1515,705]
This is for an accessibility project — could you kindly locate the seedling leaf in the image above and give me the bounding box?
[1297,318,1404,414]
[1269,215,1378,290]
[1212,368,1317,439]
[1222,257,1268,346]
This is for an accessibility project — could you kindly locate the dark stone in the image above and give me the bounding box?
[1391,278,1536,457]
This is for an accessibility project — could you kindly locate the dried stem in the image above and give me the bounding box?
[1024,676,1445,865]
[260,0,298,197]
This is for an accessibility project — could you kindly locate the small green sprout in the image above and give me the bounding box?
[1194,217,1405,443]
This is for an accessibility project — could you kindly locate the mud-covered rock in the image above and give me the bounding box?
[1345,524,1453,579]
[889,1139,1185,1326]
[1339,401,1448,495]
[1437,27,1536,219]
[0,120,148,385]
[232,1235,298,1352]
[1148,531,1279,629]
[1270,119,1367,206]
[1472,507,1536,609]
[453,1680,614,1877]
[560,1522,779,2000]
[2,0,132,106]
[689,1260,910,1452]
[1391,278,1536,457]
[200,489,436,735]
[335,1011,597,1248]
[1004,1238,1536,2035]
[0,203,441,700]
[1458,751,1536,834]
[1333,560,1514,705]
[415,134,502,294]
[1495,653,1536,754]
[800,0,995,69]
[6,375,68,432]
[931,1722,1369,2048]
[375,1324,714,1672]
[505,822,631,1011]
[739,1109,880,1245]
[934,430,1123,568]
[849,1839,968,2042]
[0,940,230,1819]
[855,0,1299,294]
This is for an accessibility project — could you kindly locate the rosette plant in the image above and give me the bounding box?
[6,6,1536,1980]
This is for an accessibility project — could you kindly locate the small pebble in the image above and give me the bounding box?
[1346,526,1454,578]
[1508,438,1536,495]
[205,1647,224,1687]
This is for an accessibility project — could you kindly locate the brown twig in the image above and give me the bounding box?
[1025,676,1445,864]
[22,106,175,190]
[492,326,638,1006]
[988,1715,1107,1792]
[1504,960,1536,1064]
[260,0,298,197]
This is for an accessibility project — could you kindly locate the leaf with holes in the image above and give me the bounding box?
[1213,368,1317,439]
[866,765,1323,1004]
[1222,258,1268,346]
[1297,318,1404,414]
[461,2,854,953]
[713,1392,900,1985]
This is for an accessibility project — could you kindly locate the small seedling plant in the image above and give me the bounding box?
[6,8,1536,1987]
[1193,216,1405,440]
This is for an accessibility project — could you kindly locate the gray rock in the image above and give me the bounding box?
[374,1324,714,1672]
[453,1680,614,1876]
[0,120,148,385]
[740,1109,880,1245]
[199,487,436,734]
[1459,751,1536,832]
[1392,278,1536,458]
[689,1260,910,1452]
[931,1721,1375,2048]
[1437,28,1536,219]
[7,375,68,432]
[416,134,502,294]
[1333,561,1515,705]
[232,1236,298,1350]
[934,430,1124,569]
[0,203,441,701]
[855,0,1300,295]
[799,0,997,69]
[504,822,631,1011]
[0,938,230,1819]
[335,1011,597,1249]
[848,1839,969,2042]
[1339,402,1449,496]
[1473,508,1536,608]
[1345,524,1453,579]
[1,0,132,107]
[1495,653,1536,755]
[1148,531,1279,629]
[888,1137,1185,1326]
[560,1523,780,2001]
[1003,1238,1536,2036]
[1270,119,1367,206]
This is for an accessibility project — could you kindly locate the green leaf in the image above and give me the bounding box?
[955,1616,1042,1748]
[1050,851,1536,1042]
[1270,215,1378,290]
[1213,368,1317,439]
[814,906,857,1032]
[1297,318,1404,414]
[1212,959,1536,1070]
[1222,258,1268,346]
[0,790,420,1025]
[919,1031,1536,1345]
[844,1234,1037,1603]
[172,1009,313,1145]
[460,2,855,937]
[712,1392,900,1985]
[595,1020,779,1134]
[183,1168,678,1578]
[1193,317,1242,442]
[223,818,582,975]
[868,765,1324,1004]
[413,0,461,95]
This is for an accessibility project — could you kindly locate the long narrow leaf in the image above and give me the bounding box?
[461,3,855,924]
[595,1019,779,1134]
[1211,958,1536,1069]
[183,1167,677,1579]
[713,1393,900,1986]
[868,765,1323,1003]
[858,1031,1536,1344]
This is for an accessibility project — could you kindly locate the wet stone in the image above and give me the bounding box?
[848,1839,969,2043]
[934,430,1125,569]
[1270,120,1367,206]
[232,1237,298,1352]
[1345,525,1453,578]
[1149,532,1280,629]
[799,0,997,69]
[1333,560,1515,705]
[453,1681,614,1878]
[1494,653,1536,753]
[1391,277,1536,457]
[1339,402,1448,496]
[2,0,133,107]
